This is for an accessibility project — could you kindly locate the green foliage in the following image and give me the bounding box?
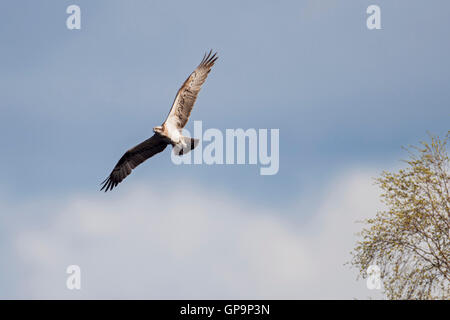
[350,132,449,300]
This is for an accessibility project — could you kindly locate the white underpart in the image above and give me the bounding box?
[165,122,182,144]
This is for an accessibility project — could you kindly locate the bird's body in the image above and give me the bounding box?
[157,123,182,145]
[100,51,218,192]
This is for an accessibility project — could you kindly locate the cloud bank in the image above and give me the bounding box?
[3,169,384,299]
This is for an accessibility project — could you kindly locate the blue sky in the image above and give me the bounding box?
[0,0,448,299]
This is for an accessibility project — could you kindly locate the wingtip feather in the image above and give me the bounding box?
[200,50,219,67]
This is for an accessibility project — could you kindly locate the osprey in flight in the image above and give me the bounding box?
[100,51,218,192]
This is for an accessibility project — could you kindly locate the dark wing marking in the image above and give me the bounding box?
[164,50,218,130]
[100,134,168,192]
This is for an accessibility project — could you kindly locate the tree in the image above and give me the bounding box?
[350,132,449,300]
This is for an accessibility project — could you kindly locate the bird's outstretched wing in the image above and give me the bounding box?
[100,134,168,192]
[164,50,218,130]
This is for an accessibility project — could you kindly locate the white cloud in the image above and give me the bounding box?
[7,169,385,299]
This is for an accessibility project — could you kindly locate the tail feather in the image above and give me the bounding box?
[173,136,199,156]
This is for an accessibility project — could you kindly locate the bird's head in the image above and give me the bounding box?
[153,125,163,134]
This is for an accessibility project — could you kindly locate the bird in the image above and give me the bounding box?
[100,50,218,192]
